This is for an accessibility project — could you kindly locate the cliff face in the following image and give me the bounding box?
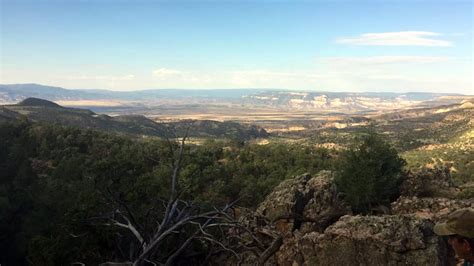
[233,169,473,266]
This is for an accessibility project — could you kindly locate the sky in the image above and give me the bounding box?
[0,0,473,94]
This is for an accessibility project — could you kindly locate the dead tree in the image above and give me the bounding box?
[95,133,282,265]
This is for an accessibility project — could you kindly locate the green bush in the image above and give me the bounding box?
[457,186,474,199]
[335,131,406,214]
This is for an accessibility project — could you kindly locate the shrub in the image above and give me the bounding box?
[457,186,474,200]
[335,131,406,214]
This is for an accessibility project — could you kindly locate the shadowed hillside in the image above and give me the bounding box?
[1,98,268,140]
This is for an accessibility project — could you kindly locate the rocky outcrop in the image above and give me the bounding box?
[256,173,313,233]
[391,196,474,221]
[400,167,460,198]
[256,171,349,234]
[300,172,351,232]
[275,215,452,266]
[394,166,473,221]
[234,169,467,265]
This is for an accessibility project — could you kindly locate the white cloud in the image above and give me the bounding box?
[314,56,455,81]
[149,69,324,88]
[336,31,452,47]
[318,56,452,66]
[67,74,135,81]
[12,62,466,93]
[141,63,471,93]
[308,55,471,92]
[152,68,183,78]
[232,70,293,77]
[231,70,322,79]
[118,74,135,80]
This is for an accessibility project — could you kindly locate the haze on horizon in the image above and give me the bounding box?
[1,0,472,94]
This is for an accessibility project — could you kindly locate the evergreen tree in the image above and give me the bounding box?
[335,131,406,214]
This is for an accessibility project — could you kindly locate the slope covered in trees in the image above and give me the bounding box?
[0,119,332,264]
[1,98,268,141]
[1,102,470,264]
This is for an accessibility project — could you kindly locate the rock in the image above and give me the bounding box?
[275,215,453,266]
[234,207,279,247]
[256,173,313,234]
[256,171,349,234]
[237,169,467,265]
[257,173,312,221]
[391,196,474,221]
[213,207,283,266]
[400,167,460,198]
[274,232,301,265]
[301,171,350,232]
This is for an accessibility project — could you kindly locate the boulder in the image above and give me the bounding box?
[275,215,454,266]
[301,171,350,232]
[256,171,349,234]
[240,169,467,265]
[400,167,460,198]
[391,196,474,221]
[257,173,313,221]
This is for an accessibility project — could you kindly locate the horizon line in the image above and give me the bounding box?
[0,83,471,96]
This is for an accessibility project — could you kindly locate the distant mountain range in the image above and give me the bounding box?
[0,83,264,102]
[0,83,469,113]
[0,97,268,140]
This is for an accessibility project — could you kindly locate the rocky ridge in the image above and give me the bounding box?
[233,168,473,265]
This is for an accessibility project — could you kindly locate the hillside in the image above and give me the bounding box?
[1,97,472,265]
[2,118,470,265]
[0,84,99,103]
[372,100,474,151]
[18,97,63,108]
[1,98,268,140]
[0,107,21,122]
[297,100,474,183]
[402,128,474,183]
[299,99,473,149]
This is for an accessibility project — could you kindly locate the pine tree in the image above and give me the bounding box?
[335,131,406,214]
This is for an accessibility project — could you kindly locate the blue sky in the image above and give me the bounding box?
[1,0,472,93]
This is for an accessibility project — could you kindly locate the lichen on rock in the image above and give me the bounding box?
[275,215,451,266]
[400,167,460,198]
[391,196,474,221]
[235,168,466,265]
[256,171,349,234]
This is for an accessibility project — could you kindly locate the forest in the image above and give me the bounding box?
[0,119,338,264]
[1,104,471,265]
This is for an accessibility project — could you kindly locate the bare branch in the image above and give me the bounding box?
[111,210,146,247]
[160,132,188,237]
[143,259,158,266]
[258,236,283,266]
[95,129,279,266]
